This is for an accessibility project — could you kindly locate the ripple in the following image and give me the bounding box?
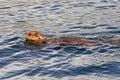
[50,4,63,10]
[51,4,63,8]
[32,6,43,9]
[101,0,108,3]
[95,5,117,10]
[70,2,94,7]
[70,26,96,29]
[1,69,31,80]
[0,6,11,9]
[16,20,27,23]
[68,62,120,76]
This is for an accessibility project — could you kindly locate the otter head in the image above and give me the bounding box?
[25,31,46,44]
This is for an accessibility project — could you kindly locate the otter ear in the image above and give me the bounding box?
[25,32,31,36]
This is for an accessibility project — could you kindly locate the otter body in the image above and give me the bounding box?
[43,37,101,46]
[25,31,120,46]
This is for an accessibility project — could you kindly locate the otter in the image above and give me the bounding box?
[25,31,120,46]
[25,31,102,46]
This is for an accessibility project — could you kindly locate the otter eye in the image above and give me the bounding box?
[34,33,38,37]
[29,33,32,35]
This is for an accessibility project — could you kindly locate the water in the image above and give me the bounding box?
[0,0,120,80]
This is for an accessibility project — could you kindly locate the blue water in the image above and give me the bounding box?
[0,0,120,80]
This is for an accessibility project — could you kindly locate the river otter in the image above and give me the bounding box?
[25,31,120,46]
[25,31,102,46]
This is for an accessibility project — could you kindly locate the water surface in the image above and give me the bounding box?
[0,0,120,80]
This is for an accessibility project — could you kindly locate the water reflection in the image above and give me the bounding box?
[24,39,46,50]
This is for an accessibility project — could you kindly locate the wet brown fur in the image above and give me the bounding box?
[25,31,120,46]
